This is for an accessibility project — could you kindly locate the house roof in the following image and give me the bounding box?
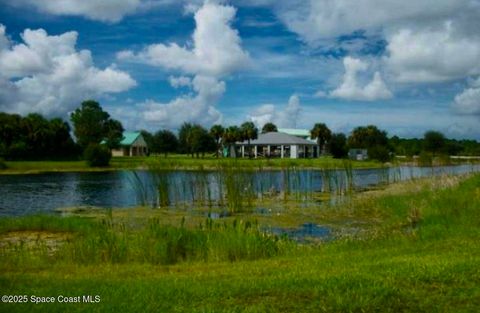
[278,128,310,137]
[120,132,141,145]
[237,132,317,146]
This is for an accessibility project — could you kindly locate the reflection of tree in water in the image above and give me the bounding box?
[74,171,133,208]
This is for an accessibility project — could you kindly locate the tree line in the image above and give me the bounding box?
[1,100,480,163]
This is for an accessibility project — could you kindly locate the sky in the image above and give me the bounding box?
[0,0,479,139]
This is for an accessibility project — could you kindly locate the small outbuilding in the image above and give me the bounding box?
[348,149,368,161]
[236,132,319,159]
[111,132,148,157]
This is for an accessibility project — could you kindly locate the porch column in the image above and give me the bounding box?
[254,145,258,158]
[267,145,271,157]
[281,145,284,158]
[129,146,133,157]
[241,146,245,158]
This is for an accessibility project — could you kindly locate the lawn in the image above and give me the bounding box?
[1,155,381,174]
[0,173,479,312]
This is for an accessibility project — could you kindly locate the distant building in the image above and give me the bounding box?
[348,149,368,161]
[236,132,318,159]
[111,132,148,157]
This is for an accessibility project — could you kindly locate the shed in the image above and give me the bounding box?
[111,132,148,157]
[236,132,318,159]
[348,149,368,161]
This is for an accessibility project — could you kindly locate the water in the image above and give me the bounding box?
[0,164,478,216]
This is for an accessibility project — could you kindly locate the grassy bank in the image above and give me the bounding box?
[0,155,380,175]
[1,174,479,312]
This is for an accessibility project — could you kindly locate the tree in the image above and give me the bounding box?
[348,125,388,149]
[178,123,215,158]
[70,100,111,149]
[178,123,194,156]
[140,130,154,155]
[348,125,390,161]
[261,122,278,133]
[423,130,446,156]
[310,123,332,155]
[240,122,258,158]
[210,124,225,158]
[329,133,348,158]
[103,119,124,149]
[152,130,178,157]
[222,126,241,157]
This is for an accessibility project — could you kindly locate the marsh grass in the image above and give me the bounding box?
[2,174,480,312]
[0,214,294,266]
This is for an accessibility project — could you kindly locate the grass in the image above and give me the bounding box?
[1,173,480,311]
[0,155,381,175]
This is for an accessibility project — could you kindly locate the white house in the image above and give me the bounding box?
[236,132,318,159]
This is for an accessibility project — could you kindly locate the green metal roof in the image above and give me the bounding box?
[120,132,141,145]
[278,128,310,137]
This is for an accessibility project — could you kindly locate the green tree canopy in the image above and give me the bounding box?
[423,130,446,156]
[152,130,178,157]
[240,122,258,158]
[329,133,348,159]
[310,123,332,154]
[210,124,225,158]
[261,122,278,133]
[70,100,123,149]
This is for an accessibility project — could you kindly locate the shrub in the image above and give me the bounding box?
[0,157,6,169]
[417,151,433,167]
[84,144,111,167]
[368,145,391,162]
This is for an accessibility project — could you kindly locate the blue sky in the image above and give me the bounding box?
[1,0,479,139]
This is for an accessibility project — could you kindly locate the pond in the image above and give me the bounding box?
[0,164,479,216]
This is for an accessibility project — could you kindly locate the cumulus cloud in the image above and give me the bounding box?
[385,23,480,83]
[138,75,224,128]
[118,2,249,77]
[275,0,477,42]
[0,25,136,116]
[3,0,142,22]
[117,2,249,128]
[249,94,301,128]
[273,1,480,84]
[453,76,480,115]
[168,76,192,88]
[320,57,392,101]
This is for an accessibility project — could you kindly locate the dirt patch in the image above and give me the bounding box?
[0,230,72,253]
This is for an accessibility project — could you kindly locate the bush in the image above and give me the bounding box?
[368,145,391,162]
[84,144,111,167]
[0,157,6,170]
[417,151,433,167]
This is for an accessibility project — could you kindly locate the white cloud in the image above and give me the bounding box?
[272,0,480,84]
[6,0,142,22]
[137,75,223,128]
[0,25,136,116]
[249,94,301,128]
[275,0,477,43]
[168,76,192,88]
[119,2,249,77]
[118,2,249,128]
[453,76,480,115]
[385,23,480,83]
[322,57,392,101]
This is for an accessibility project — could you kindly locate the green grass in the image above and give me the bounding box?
[1,155,380,175]
[1,174,479,312]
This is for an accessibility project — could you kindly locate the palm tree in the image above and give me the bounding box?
[261,122,278,133]
[310,123,332,155]
[209,124,225,158]
[222,126,241,158]
[240,122,258,158]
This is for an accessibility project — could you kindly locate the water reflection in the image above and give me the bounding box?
[0,164,479,216]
